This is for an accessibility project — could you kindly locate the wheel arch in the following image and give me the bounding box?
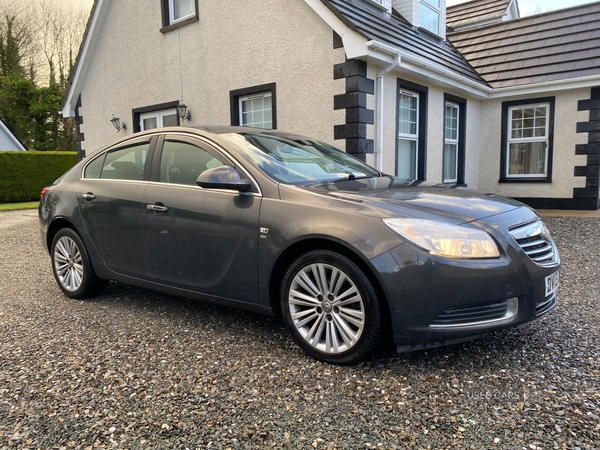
[268,238,392,337]
[46,217,78,255]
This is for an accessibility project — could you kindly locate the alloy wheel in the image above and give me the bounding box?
[288,263,365,354]
[53,236,84,292]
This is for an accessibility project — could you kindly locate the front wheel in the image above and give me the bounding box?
[281,250,382,364]
[51,228,107,299]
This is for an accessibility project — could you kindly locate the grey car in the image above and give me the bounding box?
[39,126,560,364]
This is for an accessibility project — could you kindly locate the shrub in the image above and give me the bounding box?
[0,151,78,203]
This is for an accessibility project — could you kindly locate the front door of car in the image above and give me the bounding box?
[78,136,156,278]
[143,135,261,303]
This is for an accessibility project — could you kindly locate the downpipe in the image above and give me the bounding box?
[375,54,401,173]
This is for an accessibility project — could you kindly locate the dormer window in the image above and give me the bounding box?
[420,0,440,35]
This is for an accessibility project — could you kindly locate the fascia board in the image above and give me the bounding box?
[0,119,26,151]
[488,75,600,99]
[303,0,369,59]
[61,0,109,118]
[366,40,492,99]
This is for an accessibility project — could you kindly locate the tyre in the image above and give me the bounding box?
[51,228,108,299]
[281,250,382,364]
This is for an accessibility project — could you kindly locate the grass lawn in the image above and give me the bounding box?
[0,201,39,211]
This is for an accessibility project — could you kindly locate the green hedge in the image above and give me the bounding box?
[0,151,78,203]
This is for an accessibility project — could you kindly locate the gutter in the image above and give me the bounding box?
[367,41,492,97]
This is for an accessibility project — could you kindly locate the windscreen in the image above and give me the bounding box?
[232,133,380,185]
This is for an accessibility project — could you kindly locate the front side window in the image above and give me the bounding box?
[420,0,440,35]
[507,104,549,178]
[397,91,419,181]
[444,102,459,183]
[159,140,226,186]
[140,108,178,131]
[99,143,150,181]
[500,98,554,182]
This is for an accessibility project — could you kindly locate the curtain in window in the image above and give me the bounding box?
[397,139,417,180]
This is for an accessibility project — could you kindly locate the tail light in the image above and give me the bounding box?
[40,186,49,200]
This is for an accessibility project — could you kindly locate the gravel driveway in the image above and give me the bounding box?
[0,209,598,450]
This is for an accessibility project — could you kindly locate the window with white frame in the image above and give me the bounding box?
[139,108,178,131]
[169,0,195,24]
[397,90,419,180]
[420,0,441,35]
[230,83,277,130]
[161,0,197,31]
[239,92,273,129]
[444,102,459,183]
[506,103,549,178]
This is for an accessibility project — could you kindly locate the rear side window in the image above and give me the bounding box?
[100,143,150,181]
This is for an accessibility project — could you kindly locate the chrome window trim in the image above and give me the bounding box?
[145,180,262,197]
[80,131,263,197]
[80,132,162,180]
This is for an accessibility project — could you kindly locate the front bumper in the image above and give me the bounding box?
[370,209,560,351]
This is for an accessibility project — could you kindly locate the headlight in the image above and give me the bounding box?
[382,218,500,259]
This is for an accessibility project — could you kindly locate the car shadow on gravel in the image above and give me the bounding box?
[76,280,560,372]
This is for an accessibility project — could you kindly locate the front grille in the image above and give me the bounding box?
[536,293,557,316]
[430,298,518,328]
[508,220,557,266]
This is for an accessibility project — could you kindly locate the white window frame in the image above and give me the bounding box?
[419,0,441,35]
[397,90,419,181]
[239,91,273,129]
[443,102,459,183]
[139,108,177,131]
[506,103,549,179]
[168,0,196,25]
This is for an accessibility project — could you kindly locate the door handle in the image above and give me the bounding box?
[147,204,169,212]
[80,193,96,200]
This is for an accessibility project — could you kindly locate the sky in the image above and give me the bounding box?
[446,0,598,16]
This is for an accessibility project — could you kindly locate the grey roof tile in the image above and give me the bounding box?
[447,0,512,28]
[448,0,600,87]
[322,0,487,86]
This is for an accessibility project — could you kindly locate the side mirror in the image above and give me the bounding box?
[196,166,250,191]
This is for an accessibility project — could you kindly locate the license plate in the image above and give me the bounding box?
[545,271,559,297]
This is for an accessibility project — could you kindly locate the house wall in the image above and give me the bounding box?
[78,0,346,154]
[477,89,589,198]
[365,66,482,188]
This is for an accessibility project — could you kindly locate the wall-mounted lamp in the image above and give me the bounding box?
[110,115,126,132]
[177,102,191,122]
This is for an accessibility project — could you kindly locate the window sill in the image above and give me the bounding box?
[417,26,443,42]
[160,15,199,34]
[499,178,552,183]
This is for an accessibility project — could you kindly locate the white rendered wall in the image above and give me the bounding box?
[78,0,346,154]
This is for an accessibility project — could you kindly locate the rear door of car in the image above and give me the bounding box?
[78,136,157,278]
[143,133,261,303]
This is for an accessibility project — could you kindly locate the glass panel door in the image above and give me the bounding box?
[140,109,178,131]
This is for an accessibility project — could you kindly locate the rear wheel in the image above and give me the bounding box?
[51,228,107,299]
[281,250,382,364]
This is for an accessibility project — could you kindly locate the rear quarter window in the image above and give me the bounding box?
[84,154,105,178]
